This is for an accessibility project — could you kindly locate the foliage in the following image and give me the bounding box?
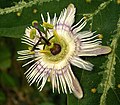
[0,0,120,105]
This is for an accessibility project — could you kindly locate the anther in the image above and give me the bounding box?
[30,29,36,39]
[32,20,39,28]
[91,88,97,93]
[16,12,21,16]
[98,34,103,39]
[118,84,120,88]
[42,22,54,29]
[33,9,37,14]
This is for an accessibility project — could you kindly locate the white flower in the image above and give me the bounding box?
[17,4,111,99]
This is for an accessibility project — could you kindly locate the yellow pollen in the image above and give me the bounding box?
[40,50,50,54]
[28,47,35,54]
[98,34,103,39]
[30,28,36,39]
[33,9,37,14]
[28,47,32,51]
[29,51,35,54]
[47,77,51,82]
[118,84,120,88]
[117,0,120,4]
[83,16,87,20]
[91,88,97,93]
[42,22,54,29]
[16,12,21,16]
[48,43,54,49]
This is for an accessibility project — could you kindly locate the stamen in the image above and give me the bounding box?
[53,30,60,41]
[48,36,54,41]
[35,27,51,46]
[47,77,51,82]
[28,47,35,54]
[40,50,51,54]
[32,20,51,46]
[97,34,103,39]
[43,22,54,29]
[32,20,39,28]
[32,37,42,51]
[48,43,54,49]
[30,29,36,39]
[28,47,33,51]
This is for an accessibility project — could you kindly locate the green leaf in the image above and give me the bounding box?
[0,44,11,69]
[0,0,53,15]
[0,72,18,88]
[0,91,6,103]
[0,0,55,38]
[98,16,120,105]
[39,103,55,105]
[0,0,120,105]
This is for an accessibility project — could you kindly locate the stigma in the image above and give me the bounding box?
[50,43,61,55]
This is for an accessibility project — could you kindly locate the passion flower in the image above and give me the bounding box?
[17,4,111,99]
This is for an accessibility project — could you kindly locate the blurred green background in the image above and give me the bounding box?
[0,0,120,105]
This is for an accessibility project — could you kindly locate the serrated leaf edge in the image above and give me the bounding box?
[98,17,120,105]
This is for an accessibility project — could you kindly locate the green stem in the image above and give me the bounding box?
[99,17,120,105]
[0,0,53,15]
[84,0,112,21]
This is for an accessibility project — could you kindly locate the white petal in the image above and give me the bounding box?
[17,55,35,61]
[78,46,111,56]
[24,61,39,75]
[70,56,94,71]
[63,69,73,93]
[47,12,51,23]
[73,20,87,34]
[67,67,83,99]
[68,65,76,79]
[53,13,57,26]
[51,69,56,93]
[39,74,48,91]
[21,41,33,46]
[82,39,101,44]
[21,37,34,46]
[75,31,94,39]
[22,57,41,67]
[29,70,40,86]
[81,43,101,49]
[56,74,60,93]
[81,34,99,42]
[41,14,45,22]
[72,77,83,99]
[59,75,64,93]
[64,4,76,26]
[60,75,67,93]
[17,50,30,55]
[72,17,85,29]
[57,4,76,27]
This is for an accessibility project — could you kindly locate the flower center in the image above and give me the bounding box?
[50,43,61,55]
[31,21,70,62]
[42,36,68,62]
